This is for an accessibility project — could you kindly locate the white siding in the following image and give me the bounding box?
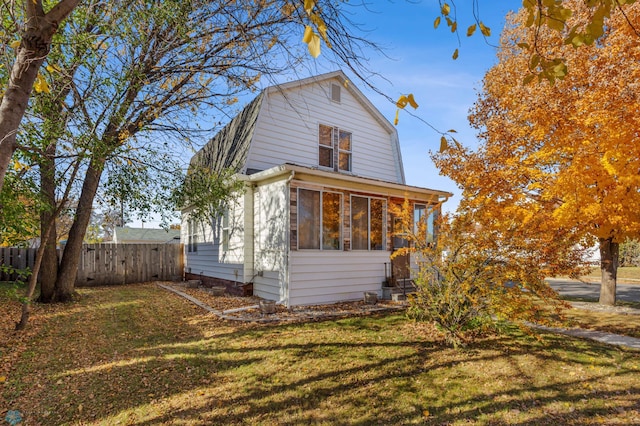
[252,180,288,301]
[288,251,389,306]
[246,78,402,183]
[182,197,246,282]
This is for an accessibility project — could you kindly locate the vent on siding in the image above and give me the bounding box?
[331,83,341,103]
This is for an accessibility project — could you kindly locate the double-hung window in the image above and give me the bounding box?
[319,124,352,173]
[298,188,342,250]
[351,196,386,250]
[187,218,198,253]
[338,130,352,172]
[319,124,334,169]
[221,209,230,252]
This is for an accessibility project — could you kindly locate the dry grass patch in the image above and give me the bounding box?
[1,283,639,425]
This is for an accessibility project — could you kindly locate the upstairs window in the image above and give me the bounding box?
[318,124,352,173]
[338,130,351,172]
[319,124,334,169]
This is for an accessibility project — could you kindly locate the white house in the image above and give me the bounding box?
[181,71,451,306]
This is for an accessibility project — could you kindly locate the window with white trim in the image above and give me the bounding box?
[351,195,386,250]
[338,130,351,172]
[319,124,334,169]
[298,188,342,250]
[318,124,352,172]
[187,218,198,253]
[221,208,230,252]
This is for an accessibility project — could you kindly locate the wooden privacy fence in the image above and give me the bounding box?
[76,243,184,286]
[1,244,184,286]
[0,247,36,281]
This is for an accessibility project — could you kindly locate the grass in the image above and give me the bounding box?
[576,266,640,283]
[2,284,640,425]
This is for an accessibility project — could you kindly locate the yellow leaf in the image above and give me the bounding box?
[452,48,459,60]
[407,94,418,109]
[34,74,50,94]
[396,95,408,109]
[304,30,321,58]
[434,16,441,29]
[467,24,477,37]
[45,64,61,73]
[441,3,450,16]
[440,136,448,152]
[302,25,314,44]
[10,40,20,49]
[304,0,315,15]
[479,21,491,37]
[0,375,6,383]
[394,109,399,126]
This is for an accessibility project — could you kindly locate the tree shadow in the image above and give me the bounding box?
[5,285,640,425]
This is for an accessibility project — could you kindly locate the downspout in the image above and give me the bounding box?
[280,170,296,307]
[243,182,255,288]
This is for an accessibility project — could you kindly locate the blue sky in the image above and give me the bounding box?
[135,1,522,227]
[342,0,521,213]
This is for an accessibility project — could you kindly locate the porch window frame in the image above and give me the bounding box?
[297,188,343,251]
[414,203,437,244]
[350,195,387,251]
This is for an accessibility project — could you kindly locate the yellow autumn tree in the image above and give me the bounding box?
[391,198,586,347]
[436,1,640,306]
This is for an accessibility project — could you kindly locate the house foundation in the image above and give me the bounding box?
[184,273,253,297]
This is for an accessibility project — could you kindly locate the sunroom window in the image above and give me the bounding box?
[414,203,436,244]
[298,189,342,250]
[351,196,385,250]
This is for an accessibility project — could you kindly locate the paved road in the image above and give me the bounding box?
[547,279,640,303]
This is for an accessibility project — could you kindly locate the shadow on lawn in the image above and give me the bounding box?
[5,285,640,425]
[127,330,640,426]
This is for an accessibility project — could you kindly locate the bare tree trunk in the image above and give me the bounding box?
[15,220,54,330]
[55,159,105,300]
[38,147,59,303]
[0,0,81,192]
[599,237,618,306]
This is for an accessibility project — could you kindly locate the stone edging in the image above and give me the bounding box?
[158,283,403,323]
[160,283,640,349]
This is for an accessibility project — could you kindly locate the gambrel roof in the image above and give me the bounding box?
[190,71,405,180]
[189,92,264,173]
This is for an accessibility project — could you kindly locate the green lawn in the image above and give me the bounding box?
[2,284,640,425]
